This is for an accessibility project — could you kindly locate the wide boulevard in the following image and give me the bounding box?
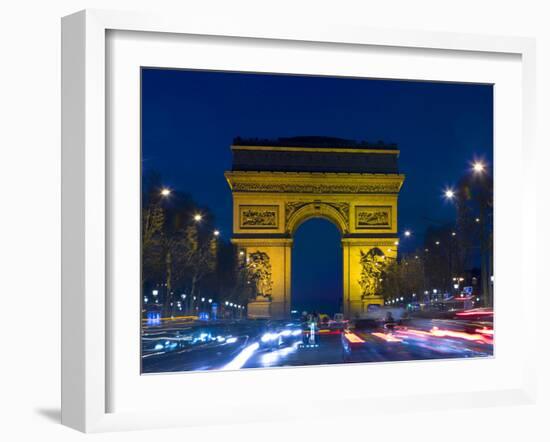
[141,314,493,373]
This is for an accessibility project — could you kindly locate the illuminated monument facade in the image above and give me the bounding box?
[225,136,405,319]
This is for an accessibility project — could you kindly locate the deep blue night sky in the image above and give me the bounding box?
[142,68,493,315]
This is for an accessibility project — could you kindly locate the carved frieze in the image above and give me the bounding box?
[231,182,401,194]
[355,206,392,229]
[239,205,279,229]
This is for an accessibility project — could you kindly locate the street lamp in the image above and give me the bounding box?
[160,188,171,197]
[404,230,411,237]
[193,213,202,222]
[444,188,455,200]
[213,230,220,236]
[472,161,485,174]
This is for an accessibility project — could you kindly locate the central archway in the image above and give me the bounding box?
[286,201,348,236]
[292,217,343,316]
[225,136,405,319]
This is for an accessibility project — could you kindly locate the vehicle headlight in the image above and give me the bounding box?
[261,332,277,343]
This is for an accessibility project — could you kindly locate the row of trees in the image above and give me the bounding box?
[142,173,248,316]
[379,164,493,306]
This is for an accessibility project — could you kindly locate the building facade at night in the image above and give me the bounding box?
[225,136,405,319]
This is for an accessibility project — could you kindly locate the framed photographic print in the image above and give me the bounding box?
[61,9,537,432]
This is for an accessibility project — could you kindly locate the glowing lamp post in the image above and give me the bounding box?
[444,188,455,200]
[472,161,485,174]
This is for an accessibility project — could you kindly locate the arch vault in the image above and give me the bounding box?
[225,136,405,319]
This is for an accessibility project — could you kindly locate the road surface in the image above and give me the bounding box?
[141,317,493,373]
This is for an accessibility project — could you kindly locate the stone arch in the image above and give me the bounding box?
[225,137,404,319]
[286,202,349,236]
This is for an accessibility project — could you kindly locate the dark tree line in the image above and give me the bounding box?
[380,167,493,306]
[142,172,246,316]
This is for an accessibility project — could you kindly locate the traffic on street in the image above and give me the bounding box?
[141,308,493,373]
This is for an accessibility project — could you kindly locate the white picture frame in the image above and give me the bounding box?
[61,9,537,433]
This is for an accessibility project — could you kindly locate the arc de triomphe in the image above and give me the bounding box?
[225,136,405,319]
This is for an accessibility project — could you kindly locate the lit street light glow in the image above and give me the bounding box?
[472,161,485,173]
[160,188,171,197]
[444,188,455,199]
[194,213,202,222]
[213,230,220,236]
[404,230,411,237]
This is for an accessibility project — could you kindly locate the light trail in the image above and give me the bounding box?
[261,341,301,366]
[371,332,403,342]
[222,342,259,370]
[343,332,365,343]
[394,327,493,345]
[455,310,493,317]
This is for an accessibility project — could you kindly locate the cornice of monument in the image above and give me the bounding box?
[224,170,405,194]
